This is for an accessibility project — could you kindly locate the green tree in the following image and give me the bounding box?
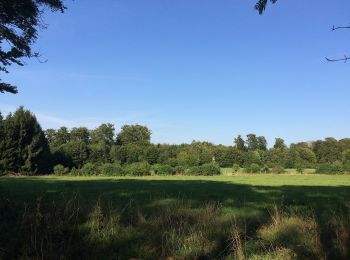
[257,136,268,151]
[0,107,51,174]
[244,150,262,166]
[0,112,4,172]
[246,134,259,151]
[144,145,159,164]
[70,127,90,144]
[177,150,198,167]
[312,138,342,164]
[267,147,287,167]
[117,125,151,146]
[45,127,70,149]
[90,124,115,163]
[63,140,89,168]
[273,138,286,149]
[0,0,66,94]
[125,144,145,164]
[234,135,246,151]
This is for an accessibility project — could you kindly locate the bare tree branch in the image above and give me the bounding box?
[332,25,350,31]
[325,55,350,63]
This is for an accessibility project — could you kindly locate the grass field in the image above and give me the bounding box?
[1,174,350,259]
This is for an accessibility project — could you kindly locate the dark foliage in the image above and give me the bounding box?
[0,0,65,93]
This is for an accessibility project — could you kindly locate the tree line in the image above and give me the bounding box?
[1,107,350,175]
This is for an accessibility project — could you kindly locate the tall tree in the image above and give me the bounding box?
[257,136,268,151]
[1,107,51,174]
[234,135,246,151]
[0,0,66,93]
[90,124,115,163]
[246,134,259,151]
[117,125,151,146]
[273,138,286,149]
[71,127,90,144]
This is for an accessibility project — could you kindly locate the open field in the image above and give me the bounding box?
[1,174,350,259]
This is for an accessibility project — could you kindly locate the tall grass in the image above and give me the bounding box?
[0,194,349,259]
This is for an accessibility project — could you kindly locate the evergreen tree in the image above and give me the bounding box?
[1,107,52,174]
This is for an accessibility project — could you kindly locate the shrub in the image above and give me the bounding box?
[187,163,220,176]
[316,162,344,174]
[261,165,270,174]
[232,164,240,173]
[186,166,202,176]
[200,163,220,176]
[272,165,285,174]
[99,163,124,176]
[80,163,100,176]
[174,165,185,175]
[153,164,174,175]
[69,167,80,176]
[53,164,69,176]
[296,167,304,174]
[246,163,261,173]
[124,162,151,176]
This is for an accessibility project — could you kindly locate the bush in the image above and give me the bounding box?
[69,167,80,176]
[174,165,185,175]
[200,163,220,176]
[246,163,261,173]
[186,166,201,176]
[296,167,304,174]
[99,163,124,176]
[272,165,285,174]
[124,162,151,176]
[316,162,344,174]
[80,163,100,176]
[187,163,220,176]
[261,165,270,174]
[53,164,69,176]
[232,164,240,173]
[153,164,175,175]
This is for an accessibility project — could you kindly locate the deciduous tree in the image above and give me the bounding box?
[0,0,66,93]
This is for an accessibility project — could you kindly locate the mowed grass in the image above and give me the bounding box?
[1,174,350,259]
[1,174,349,218]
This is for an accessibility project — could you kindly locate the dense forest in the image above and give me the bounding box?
[1,107,350,176]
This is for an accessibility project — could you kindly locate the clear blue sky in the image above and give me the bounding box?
[1,0,349,145]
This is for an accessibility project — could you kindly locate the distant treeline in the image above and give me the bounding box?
[1,107,350,175]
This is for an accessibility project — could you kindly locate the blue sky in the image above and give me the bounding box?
[1,0,349,145]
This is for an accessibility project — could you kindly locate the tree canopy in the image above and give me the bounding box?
[0,0,65,94]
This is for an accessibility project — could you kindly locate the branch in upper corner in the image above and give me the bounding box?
[331,25,350,31]
[325,55,350,63]
[0,82,18,94]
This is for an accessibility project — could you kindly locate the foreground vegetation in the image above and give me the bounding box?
[1,175,349,259]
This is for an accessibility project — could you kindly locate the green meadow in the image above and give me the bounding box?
[1,174,350,259]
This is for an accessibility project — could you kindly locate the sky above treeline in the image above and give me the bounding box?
[0,0,349,146]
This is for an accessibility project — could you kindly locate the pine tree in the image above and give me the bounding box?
[1,107,52,175]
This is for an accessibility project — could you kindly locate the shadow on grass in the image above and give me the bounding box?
[1,177,349,219]
[0,177,349,259]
